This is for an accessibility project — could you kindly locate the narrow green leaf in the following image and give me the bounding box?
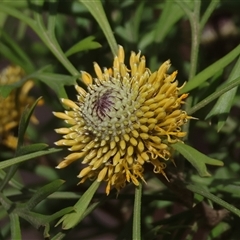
[65,36,102,57]
[0,148,61,170]
[0,68,77,99]
[33,2,80,77]
[172,142,223,177]
[26,179,65,210]
[32,72,78,98]
[51,232,66,240]
[79,0,118,56]
[210,222,231,239]
[56,180,100,229]
[154,1,184,43]
[17,97,42,149]
[181,44,240,93]
[133,183,142,240]
[115,2,144,43]
[15,207,72,238]
[47,207,74,223]
[188,76,240,115]
[9,213,21,240]
[132,1,144,42]
[205,57,240,131]
[200,0,220,30]
[33,72,78,85]
[16,210,49,230]
[215,181,240,197]
[49,191,81,199]
[187,184,240,217]
[18,143,48,156]
[139,30,154,50]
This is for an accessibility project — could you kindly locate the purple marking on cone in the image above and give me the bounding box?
[95,90,113,119]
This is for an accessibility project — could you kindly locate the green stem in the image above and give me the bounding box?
[9,213,22,240]
[133,183,142,240]
[189,0,201,80]
[177,0,201,80]
[177,0,201,140]
[34,11,79,77]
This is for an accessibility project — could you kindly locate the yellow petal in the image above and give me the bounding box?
[53,112,72,120]
[82,149,97,163]
[78,166,92,178]
[97,167,108,182]
[113,152,121,166]
[56,152,86,169]
[75,85,87,96]
[55,128,71,134]
[61,98,79,109]
[118,45,125,63]
[81,71,92,85]
[94,62,103,80]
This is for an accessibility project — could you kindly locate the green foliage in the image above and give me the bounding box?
[0,0,240,239]
[172,142,223,177]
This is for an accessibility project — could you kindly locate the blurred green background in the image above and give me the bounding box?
[0,0,240,239]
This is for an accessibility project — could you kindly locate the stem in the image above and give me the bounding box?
[34,11,79,77]
[177,0,201,80]
[177,1,201,172]
[188,0,201,80]
[133,183,142,240]
[177,0,201,131]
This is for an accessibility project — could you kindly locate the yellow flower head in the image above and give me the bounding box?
[0,66,36,149]
[54,46,191,194]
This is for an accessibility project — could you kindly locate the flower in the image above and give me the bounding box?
[54,46,191,195]
[0,65,37,149]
